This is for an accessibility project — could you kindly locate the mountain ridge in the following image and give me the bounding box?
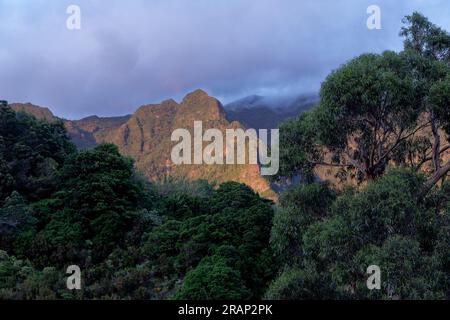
[10,90,292,200]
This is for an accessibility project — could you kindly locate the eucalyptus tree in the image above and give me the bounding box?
[278,12,450,198]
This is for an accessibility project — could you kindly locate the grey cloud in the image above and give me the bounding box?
[0,0,449,118]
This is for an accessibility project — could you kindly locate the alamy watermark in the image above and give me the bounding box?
[367,5,381,30]
[66,5,81,30]
[66,265,81,290]
[171,121,279,176]
[367,265,381,290]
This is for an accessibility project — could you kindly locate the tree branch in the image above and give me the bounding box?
[415,145,450,170]
[419,159,450,199]
[378,120,432,165]
[430,113,441,171]
[311,162,353,168]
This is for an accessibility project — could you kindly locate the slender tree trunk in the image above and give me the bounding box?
[430,113,441,171]
[419,160,450,199]
[417,113,450,199]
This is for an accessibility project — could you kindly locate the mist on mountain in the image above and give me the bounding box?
[224,93,318,130]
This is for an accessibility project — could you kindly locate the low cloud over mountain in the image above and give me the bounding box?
[1,0,449,118]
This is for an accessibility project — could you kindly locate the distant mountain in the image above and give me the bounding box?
[10,90,276,200]
[224,93,318,130]
[224,93,317,193]
[10,103,57,123]
[10,103,131,150]
[65,115,131,149]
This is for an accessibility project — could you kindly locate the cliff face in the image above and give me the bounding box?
[101,90,276,199]
[65,115,131,149]
[10,90,276,200]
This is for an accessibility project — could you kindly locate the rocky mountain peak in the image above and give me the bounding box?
[182,89,210,102]
[180,89,225,121]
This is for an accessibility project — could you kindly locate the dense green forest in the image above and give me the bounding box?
[0,103,275,299]
[0,13,449,300]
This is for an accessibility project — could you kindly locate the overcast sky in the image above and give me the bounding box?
[1,0,449,119]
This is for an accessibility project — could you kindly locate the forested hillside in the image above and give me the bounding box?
[0,105,276,299]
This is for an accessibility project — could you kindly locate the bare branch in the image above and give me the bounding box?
[430,113,442,171]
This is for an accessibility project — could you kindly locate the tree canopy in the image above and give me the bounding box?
[268,169,449,299]
[277,12,450,197]
[269,12,450,300]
